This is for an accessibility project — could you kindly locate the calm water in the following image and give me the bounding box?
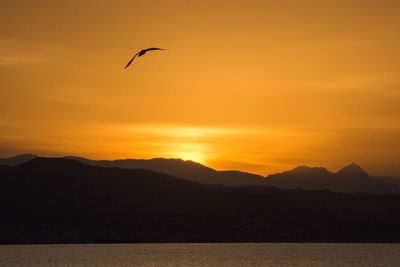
[1,243,400,266]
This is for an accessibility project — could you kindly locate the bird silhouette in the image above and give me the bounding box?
[125,47,165,68]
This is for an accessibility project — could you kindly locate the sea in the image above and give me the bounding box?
[1,243,399,266]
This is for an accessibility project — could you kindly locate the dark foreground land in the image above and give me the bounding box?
[1,158,400,244]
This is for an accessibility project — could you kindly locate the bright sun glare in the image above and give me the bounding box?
[174,151,205,164]
[125,125,231,164]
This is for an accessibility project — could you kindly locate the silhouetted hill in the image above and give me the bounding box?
[336,163,369,177]
[266,166,336,190]
[331,163,397,193]
[63,156,266,186]
[265,163,399,194]
[1,157,400,243]
[0,154,37,166]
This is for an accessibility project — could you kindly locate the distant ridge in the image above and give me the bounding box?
[374,176,400,185]
[266,163,399,194]
[63,156,266,186]
[0,154,37,166]
[265,166,336,191]
[1,154,399,193]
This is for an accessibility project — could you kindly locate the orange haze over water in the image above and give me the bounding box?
[1,0,400,176]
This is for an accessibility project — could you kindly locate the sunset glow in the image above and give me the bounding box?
[1,0,400,176]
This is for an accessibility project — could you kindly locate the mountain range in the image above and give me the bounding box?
[1,157,400,244]
[1,154,399,194]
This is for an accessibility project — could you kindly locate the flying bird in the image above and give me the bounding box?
[124,47,165,69]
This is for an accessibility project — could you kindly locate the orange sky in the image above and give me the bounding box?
[1,0,400,176]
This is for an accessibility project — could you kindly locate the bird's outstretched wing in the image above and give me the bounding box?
[145,47,165,52]
[125,48,166,69]
[125,53,139,68]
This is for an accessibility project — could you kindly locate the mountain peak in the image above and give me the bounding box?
[336,163,369,176]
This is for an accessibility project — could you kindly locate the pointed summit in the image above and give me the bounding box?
[336,163,369,177]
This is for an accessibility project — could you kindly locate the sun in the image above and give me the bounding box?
[174,151,205,164]
[127,125,219,165]
[168,143,207,164]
